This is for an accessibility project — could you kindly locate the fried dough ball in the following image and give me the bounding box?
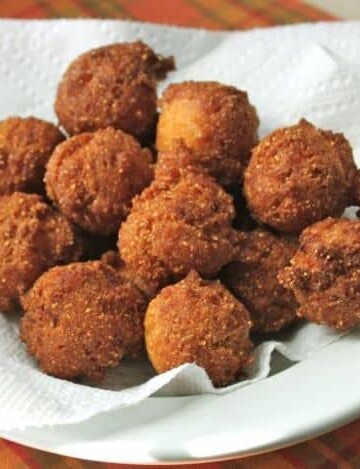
[155,149,258,231]
[45,127,153,235]
[118,169,242,293]
[20,261,147,380]
[0,116,64,195]
[0,192,82,313]
[145,271,253,387]
[244,120,359,234]
[55,41,174,141]
[221,230,298,333]
[278,218,360,330]
[156,81,259,186]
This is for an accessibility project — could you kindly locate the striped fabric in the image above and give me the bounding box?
[0,0,334,28]
[1,0,357,468]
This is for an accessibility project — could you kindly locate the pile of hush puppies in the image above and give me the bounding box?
[0,41,359,388]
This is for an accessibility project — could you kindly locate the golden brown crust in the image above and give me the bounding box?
[323,129,358,194]
[118,170,242,293]
[156,81,259,186]
[0,192,82,313]
[156,149,257,231]
[221,229,298,333]
[55,41,174,140]
[278,218,360,329]
[155,145,203,183]
[0,116,64,195]
[101,250,157,299]
[145,270,253,387]
[45,127,153,235]
[244,120,358,234]
[20,261,148,380]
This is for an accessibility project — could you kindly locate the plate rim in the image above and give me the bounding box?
[2,329,360,464]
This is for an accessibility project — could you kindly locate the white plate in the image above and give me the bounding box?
[3,328,360,464]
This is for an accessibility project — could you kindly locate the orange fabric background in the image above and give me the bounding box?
[1,1,359,468]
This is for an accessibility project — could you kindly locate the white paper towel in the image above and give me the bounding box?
[0,19,359,430]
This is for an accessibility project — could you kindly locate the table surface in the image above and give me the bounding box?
[0,1,359,468]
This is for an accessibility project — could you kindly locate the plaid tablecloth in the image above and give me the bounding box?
[1,1,358,468]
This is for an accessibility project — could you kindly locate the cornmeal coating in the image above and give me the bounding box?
[154,145,200,182]
[145,271,253,387]
[118,169,242,293]
[0,192,82,313]
[221,229,298,333]
[156,81,259,186]
[101,250,156,299]
[278,218,360,330]
[0,116,64,195]
[155,149,256,232]
[55,41,174,140]
[45,127,153,235]
[244,120,359,234]
[20,261,147,380]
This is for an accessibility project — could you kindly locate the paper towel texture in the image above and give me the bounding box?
[0,19,359,430]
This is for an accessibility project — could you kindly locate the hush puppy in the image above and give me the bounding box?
[156,81,259,186]
[244,119,359,234]
[221,229,298,333]
[145,270,253,387]
[20,261,147,380]
[0,116,64,195]
[278,218,360,330]
[0,192,82,313]
[45,127,153,235]
[118,168,242,293]
[55,41,174,141]
[156,149,258,231]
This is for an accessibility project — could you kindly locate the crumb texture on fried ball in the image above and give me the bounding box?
[145,270,253,387]
[278,218,360,330]
[118,168,242,293]
[154,145,202,182]
[20,261,147,380]
[101,250,156,299]
[55,41,175,140]
[156,81,259,186]
[0,192,82,313]
[244,119,359,234]
[0,116,64,195]
[45,127,153,235]
[222,229,298,333]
